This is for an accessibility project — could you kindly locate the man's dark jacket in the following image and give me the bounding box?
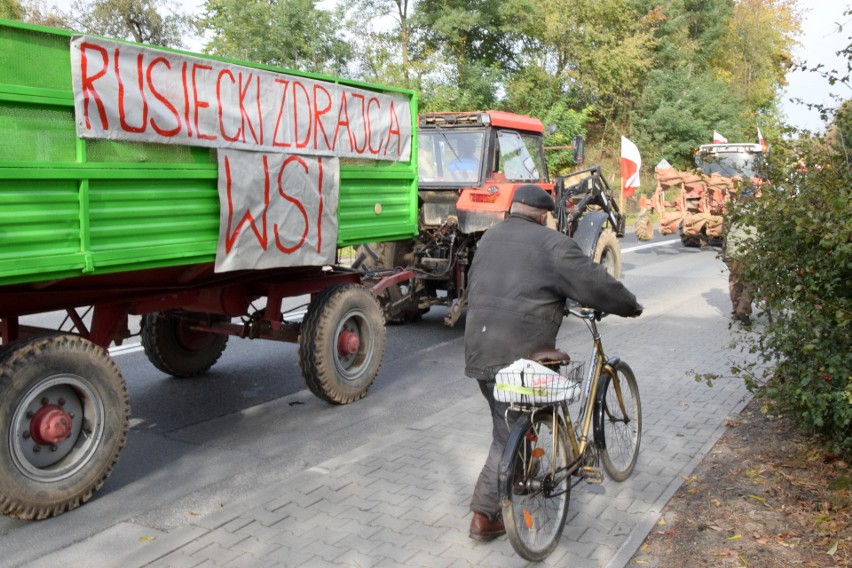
[464,214,642,379]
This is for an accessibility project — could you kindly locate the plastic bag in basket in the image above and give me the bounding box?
[493,359,580,404]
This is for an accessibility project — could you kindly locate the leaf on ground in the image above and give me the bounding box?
[827,541,838,556]
[727,534,743,541]
[138,536,156,542]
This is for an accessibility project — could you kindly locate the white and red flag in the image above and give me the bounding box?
[713,130,728,144]
[620,136,641,199]
[758,127,767,151]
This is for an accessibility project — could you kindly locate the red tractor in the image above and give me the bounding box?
[355,111,625,326]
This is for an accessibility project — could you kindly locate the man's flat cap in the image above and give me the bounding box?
[512,184,555,211]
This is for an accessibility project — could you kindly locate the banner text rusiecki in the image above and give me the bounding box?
[70,36,412,162]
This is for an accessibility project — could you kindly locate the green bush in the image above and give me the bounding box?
[731,104,851,456]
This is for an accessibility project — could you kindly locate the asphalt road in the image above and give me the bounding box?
[0,232,723,566]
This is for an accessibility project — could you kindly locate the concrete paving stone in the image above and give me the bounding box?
[335,531,391,556]
[152,551,208,568]
[188,542,247,565]
[479,548,531,568]
[334,504,383,526]
[220,517,254,534]
[185,529,251,554]
[398,503,451,526]
[397,519,452,541]
[228,534,282,559]
[239,506,289,528]
[361,508,416,532]
[285,512,350,542]
[368,540,422,564]
[232,520,285,544]
[555,536,600,562]
[267,499,325,523]
[332,517,385,540]
[306,541,351,563]
[304,483,359,505]
[260,546,322,567]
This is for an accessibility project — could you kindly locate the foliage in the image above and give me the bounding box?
[731,97,852,455]
[341,0,415,88]
[0,0,24,19]
[67,0,196,48]
[541,101,589,176]
[200,0,350,75]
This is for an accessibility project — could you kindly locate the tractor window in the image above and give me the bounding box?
[497,131,543,181]
[696,150,763,178]
[418,131,485,184]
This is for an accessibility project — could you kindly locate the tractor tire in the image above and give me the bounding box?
[354,240,425,323]
[299,283,386,404]
[634,211,654,241]
[680,233,707,248]
[593,229,622,279]
[141,312,229,378]
[0,334,129,520]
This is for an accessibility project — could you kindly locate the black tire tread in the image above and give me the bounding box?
[298,283,385,405]
[0,334,129,520]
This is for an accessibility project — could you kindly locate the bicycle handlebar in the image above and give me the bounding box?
[566,305,603,320]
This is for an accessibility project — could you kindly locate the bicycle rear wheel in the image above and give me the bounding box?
[595,361,641,481]
[499,408,572,561]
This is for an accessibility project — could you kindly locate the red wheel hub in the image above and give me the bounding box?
[337,330,361,356]
[30,405,74,446]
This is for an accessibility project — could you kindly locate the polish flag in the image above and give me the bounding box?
[758,127,767,151]
[713,130,728,144]
[620,136,641,199]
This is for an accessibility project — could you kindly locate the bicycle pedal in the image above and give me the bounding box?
[580,466,604,484]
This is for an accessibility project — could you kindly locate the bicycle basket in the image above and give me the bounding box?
[490,359,584,405]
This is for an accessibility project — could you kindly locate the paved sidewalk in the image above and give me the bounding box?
[31,262,753,568]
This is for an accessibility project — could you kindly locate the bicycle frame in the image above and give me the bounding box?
[508,307,631,486]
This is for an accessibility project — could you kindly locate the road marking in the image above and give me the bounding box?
[622,239,680,253]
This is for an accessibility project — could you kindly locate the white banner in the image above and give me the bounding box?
[70,35,412,161]
[215,151,339,272]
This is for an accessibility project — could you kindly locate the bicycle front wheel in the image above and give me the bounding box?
[499,409,572,561]
[595,361,641,481]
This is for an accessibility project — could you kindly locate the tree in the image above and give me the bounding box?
[411,0,517,109]
[200,0,350,75]
[714,0,802,121]
[0,0,24,19]
[67,0,196,48]
[342,0,414,86]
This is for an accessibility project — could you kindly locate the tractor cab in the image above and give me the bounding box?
[417,111,550,232]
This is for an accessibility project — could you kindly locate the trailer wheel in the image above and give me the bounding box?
[0,334,129,520]
[141,312,229,378]
[354,240,425,323]
[593,229,622,279]
[299,283,386,404]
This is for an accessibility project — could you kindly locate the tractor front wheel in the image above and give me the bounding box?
[593,229,622,279]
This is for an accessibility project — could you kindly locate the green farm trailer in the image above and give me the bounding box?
[0,19,418,520]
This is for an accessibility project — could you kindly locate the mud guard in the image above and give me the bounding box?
[572,211,611,258]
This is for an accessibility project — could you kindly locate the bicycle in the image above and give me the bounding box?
[490,305,642,561]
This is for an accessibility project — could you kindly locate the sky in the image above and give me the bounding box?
[42,0,851,132]
[781,1,850,132]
